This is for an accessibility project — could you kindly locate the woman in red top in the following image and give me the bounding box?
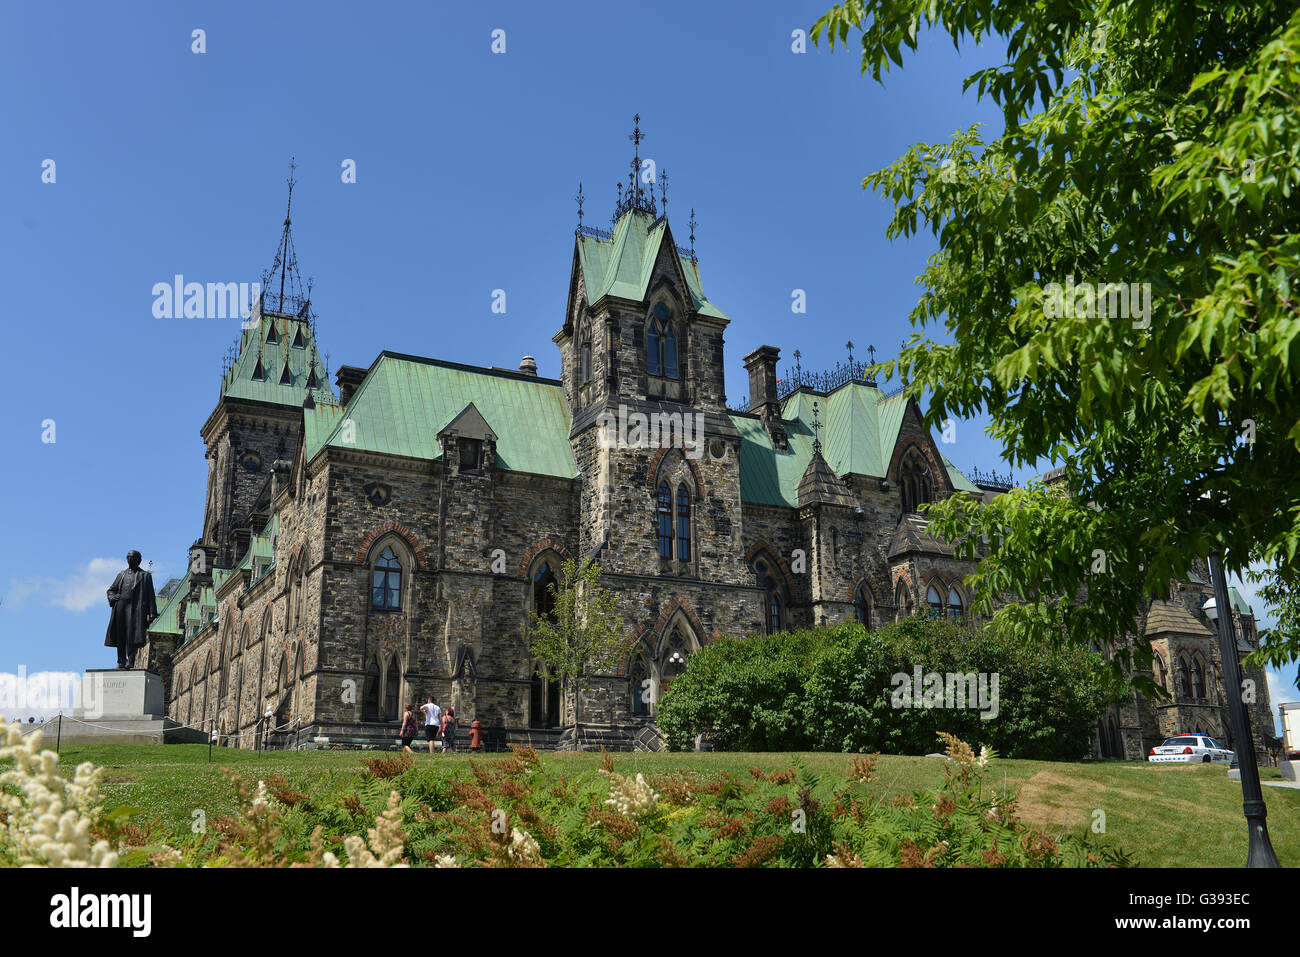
[399,704,418,752]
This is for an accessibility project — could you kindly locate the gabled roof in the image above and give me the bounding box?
[575,210,728,320]
[1144,599,1213,638]
[888,514,956,559]
[220,311,337,408]
[312,353,578,480]
[147,569,190,636]
[729,382,978,506]
[797,452,856,508]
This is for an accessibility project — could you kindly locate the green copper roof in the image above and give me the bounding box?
[729,383,978,506]
[1227,586,1254,618]
[315,354,579,480]
[220,312,338,408]
[148,570,190,636]
[576,210,729,321]
[304,404,345,461]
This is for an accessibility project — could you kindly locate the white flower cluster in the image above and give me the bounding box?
[507,826,541,864]
[0,719,118,867]
[323,790,409,868]
[432,853,458,868]
[600,769,660,819]
[976,745,997,769]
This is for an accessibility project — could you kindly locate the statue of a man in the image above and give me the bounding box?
[104,551,157,670]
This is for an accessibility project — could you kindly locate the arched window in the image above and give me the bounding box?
[895,581,913,621]
[532,560,558,620]
[854,583,871,628]
[362,657,381,720]
[657,482,673,560]
[660,629,689,699]
[947,586,963,622]
[1192,656,1206,699]
[629,653,651,716]
[277,652,289,695]
[899,451,933,515]
[1178,654,1193,699]
[647,303,678,379]
[529,661,560,728]
[1154,655,1167,691]
[580,325,592,385]
[926,584,944,619]
[383,657,400,720]
[676,484,691,560]
[754,557,783,634]
[372,546,402,610]
[218,634,230,698]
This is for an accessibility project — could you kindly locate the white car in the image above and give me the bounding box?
[1148,734,1235,764]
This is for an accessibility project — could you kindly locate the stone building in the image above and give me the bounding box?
[140,135,1271,759]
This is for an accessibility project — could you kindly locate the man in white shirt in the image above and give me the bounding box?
[420,697,442,755]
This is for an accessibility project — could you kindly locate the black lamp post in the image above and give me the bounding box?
[1205,552,1281,867]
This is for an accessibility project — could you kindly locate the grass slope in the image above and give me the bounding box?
[31,743,1300,868]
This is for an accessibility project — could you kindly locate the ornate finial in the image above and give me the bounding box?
[660,169,668,215]
[846,340,854,363]
[868,344,876,364]
[285,156,296,226]
[575,182,584,233]
[629,113,645,154]
[812,401,823,456]
[688,208,697,260]
[901,340,908,385]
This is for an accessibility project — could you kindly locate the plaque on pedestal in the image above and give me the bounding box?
[62,670,206,744]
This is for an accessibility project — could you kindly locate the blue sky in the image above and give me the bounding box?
[1,1,1294,724]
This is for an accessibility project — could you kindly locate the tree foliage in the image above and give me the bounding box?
[656,618,1121,759]
[813,1,1300,668]
[525,558,626,693]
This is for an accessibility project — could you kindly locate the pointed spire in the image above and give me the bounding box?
[260,157,313,320]
[688,208,697,263]
[660,169,668,216]
[575,182,584,234]
[811,401,823,457]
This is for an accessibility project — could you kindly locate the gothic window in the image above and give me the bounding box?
[277,652,288,695]
[295,556,308,625]
[1154,655,1167,691]
[307,366,318,389]
[854,583,871,628]
[657,482,673,560]
[218,634,230,698]
[629,654,651,716]
[899,451,933,515]
[383,657,401,720]
[279,363,292,385]
[676,484,691,560]
[647,303,679,379]
[532,560,557,620]
[947,585,963,622]
[362,658,380,720]
[1178,654,1193,699]
[292,326,305,347]
[1192,655,1207,699]
[660,629,689,699]
[529,662,560,728]
[895,581,913,621]
[580,325,592,385]
[372,547,402,611]
[266,324,278,344]
[926,584,944,619]
[252,359,265,381]
[755,557,783,634]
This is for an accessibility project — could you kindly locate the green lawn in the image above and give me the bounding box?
[31,742,1300,867]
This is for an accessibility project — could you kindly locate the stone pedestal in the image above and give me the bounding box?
[62,670,206,745]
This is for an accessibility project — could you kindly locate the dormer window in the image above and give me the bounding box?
[647,303,678,378]
[252,359,265,380]
[900,450,933,515]
[459,437,482,471]
[266,324,278,344]
[292,326,306,347]
[279,363,293,385]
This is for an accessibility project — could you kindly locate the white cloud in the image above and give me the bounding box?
[5,558,165,614]
[0,670,81,721]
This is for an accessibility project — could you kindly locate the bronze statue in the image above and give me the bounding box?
[104,551,157,669]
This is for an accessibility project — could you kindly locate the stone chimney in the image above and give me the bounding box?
[743,345,787,450]
[336,365,367,405]
[519,355,538,376]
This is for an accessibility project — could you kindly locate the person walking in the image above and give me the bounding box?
[420,696,442,755]
[399,703,418,752]
[442,707,457,753]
